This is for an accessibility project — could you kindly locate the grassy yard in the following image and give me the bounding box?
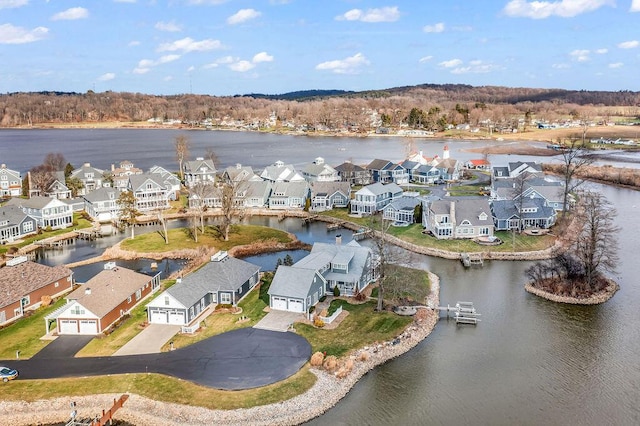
[296,299,413,357]
[447,183,487,197]
[0,298,67,360]
[0,367,317,410]
[120,224,293,253]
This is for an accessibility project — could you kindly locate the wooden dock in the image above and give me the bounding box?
[436,301,481,325]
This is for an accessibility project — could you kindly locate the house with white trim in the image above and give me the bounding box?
[267,181,310,210]
[301,157,339,182]
[350,182,403,216]
[69,163,105,195]
[83,187,121,222]
[6,196,73,230]
[0,164,22,197]
[260,160,305,182]
[0,205,38,243]
[127,173,171,212]
[183,157,216,187]
[424,197,494,240]
[310,181,350,212]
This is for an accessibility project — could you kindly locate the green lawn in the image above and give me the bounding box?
[295,299,413,357]
[0,368,317,410]
[120,224,293,253]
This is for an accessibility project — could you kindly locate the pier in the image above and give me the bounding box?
[436,301,481,325]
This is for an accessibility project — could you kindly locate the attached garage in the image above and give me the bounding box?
[169,311,185,325]
[79,320,98,334]
[288,299,304,313]
[59,319,78,334]
[150,311,168,324]
[272,297,287,311]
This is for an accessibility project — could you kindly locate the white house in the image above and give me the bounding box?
[6,196,74,230]
[350,182,403,216]
[0,164,22,197]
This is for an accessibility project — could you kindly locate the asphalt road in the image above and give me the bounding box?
[4,328,311,390]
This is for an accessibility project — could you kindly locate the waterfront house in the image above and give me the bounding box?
[310,181,351,212]
[52,263,160,335]
[147,251,260,326]
[267,181,310,210]
[0,164,22,198]
[30,170,71,199]
[350,182,403,216]
[301,157,339,182]
[188,185,222,209]
[183,157,216,187]
[491,197,557,231]
[83,187,121,222]
[222,164,258,183]
[241,180,272,208]
[127,173,171,212]
[6,196,73,229]
[0,257,73,326]
[149,165,181,200]
[268,239,377,313]
[382,195,422,225]
[69,163,106,195]
[466,159,491,170]
[424,197,494,239]
[0,205,37,244]
[109,161,143,191]
[334,161,371,185]
[491,175,565,211]
[492,161,542,180]
[260,160,305,182]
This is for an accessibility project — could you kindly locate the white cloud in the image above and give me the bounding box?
[114,0,137,3]
[158,54,181,64]
[570,49,590,62]
[0,0,28,9]
[552,63,570,69]
[157,37,223,52]
[618,40,639,49]
[128,40,140,47]
[0,23,48,44]
[188,0,229,4]
[438,58,463,68]
[450,60,500,74]
[229,60,255,72]
[315,53,370,74]
[51,7,89,21]
[419,55,433,63]
[336,6,400,23]
[631,0,640,12]
[163,76,173,82]
[608,62,623,68]
[227,8,261,25]
[252,51,274,63]
[503,0,613,19]
[133,67,150,74]
[97,73,115,81]
[133,54,181,74]
[595,48,608,54]
[216,56,237,64]
[187,66,195,72]
[423,22,445,33]
[155,21,181,32]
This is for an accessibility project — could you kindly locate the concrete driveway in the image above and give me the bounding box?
[113,324,180,356]
[254,310,306,332]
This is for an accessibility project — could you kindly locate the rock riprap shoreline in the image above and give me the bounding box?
[0,275,440,426]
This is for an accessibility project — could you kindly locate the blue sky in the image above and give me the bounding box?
[1,0,639,95]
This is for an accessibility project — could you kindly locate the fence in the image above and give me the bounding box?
[319,306,343,324]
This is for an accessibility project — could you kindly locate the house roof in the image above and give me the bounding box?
[260,161,304,182]
[70,164,105,180]
[367,159,393,170]
[224,164,255,182]
[430,197,493,226]
[310,181,350,197]
[384,196,422,212]
[128,173,166,191]
[0,260,72,309]
[244,180,272,199]
[166,255,260,308]
[66,266,155,318]
[270,181,309,198]
[356,182,402,197]
[0,205,33,229]
[491,198,556,221]
[184,158,216,173]
[0,164,20,179]
[5,196,66,210]
[334,162,366,173]
[268,266,321,299]
[83,186,119,203]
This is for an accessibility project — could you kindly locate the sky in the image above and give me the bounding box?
[1,0,639,96]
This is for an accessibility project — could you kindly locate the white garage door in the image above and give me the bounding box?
[79,320,98,334]
[59,320,78,334]
[169,312,185,325]
[272,297,287,311]
[151,311,168,324]
[288,299,304,313]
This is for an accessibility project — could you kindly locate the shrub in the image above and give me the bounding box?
[323,355,338,371]
[215,303,233,310]
[310,351,324,366]
[358,351,369,362]
[308,305,315,315]
[354,291,367,302]
[333,286,340,297]
[313,317,325,328]
[319,295,327,302]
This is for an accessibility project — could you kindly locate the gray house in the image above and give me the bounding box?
[424,197,494,239]
[382,195,422,225]
[350,182,403,216]
[0,164,22,197]
[147,251,260,326]
[83,187,120,222]
[269,239,377,313]
[491,197,557,231]
[310,181,351,212]
[267,181,310,210]
[69,163,106,195]
[0,205,38,244]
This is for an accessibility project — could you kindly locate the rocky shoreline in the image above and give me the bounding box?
[1,275,440,426]
[524,279,619,305]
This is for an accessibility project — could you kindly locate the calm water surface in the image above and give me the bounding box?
[4,130,639,425]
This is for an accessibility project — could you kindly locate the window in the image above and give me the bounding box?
[164,296,170,306]
[220,293,232,304]
[135,289,142,301]
[127,296,132,303]
[71,305,85,315]
[54,281,59,288]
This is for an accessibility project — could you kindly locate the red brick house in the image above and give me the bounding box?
[0,257,73,325]
[52,263,161,335]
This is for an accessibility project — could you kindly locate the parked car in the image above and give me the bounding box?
[1,366,18,382]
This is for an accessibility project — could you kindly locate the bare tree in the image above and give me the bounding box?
[188,181,218,234]
[174,134,191,181]
[43,153,67,171]
[117,190,139,239]
[27,165,56,197]
[154,209,169,244]
[216,180,247,241]
[557,138,594,217]
[573,190,619,290]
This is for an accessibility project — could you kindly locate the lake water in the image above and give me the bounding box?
[3,129,639,425]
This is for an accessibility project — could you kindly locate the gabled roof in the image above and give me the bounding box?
[268,266,321,299]
[270,181,309,198]
[244,180,272,199]
[384,195,422,211]
[334,162,366,173]
[224,164,256,182]
[356,182,402,197]
[6,196,67,210]
[70,164,105,180]
[66,266,155,318]
[430,197,493,226]
[149,166,181,185]
[0,164,20,179]
[128,173,166,191]
[0,205,34,228]
[166,255,260,308]
[367,159,393,170]
[83,186,119,203]
[260,161,304,182]
[0,260,72,309]
[184,158,216,174]
[310,181,350,197]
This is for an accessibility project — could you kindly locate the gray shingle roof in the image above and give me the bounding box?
[268,266,320,299]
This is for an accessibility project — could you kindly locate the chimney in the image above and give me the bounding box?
[236,163,242,169]
[85,288,91,295]
[111,164,115,172]
[443,145,450,159]
[450,201,456,226]
[335,234,342,245]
